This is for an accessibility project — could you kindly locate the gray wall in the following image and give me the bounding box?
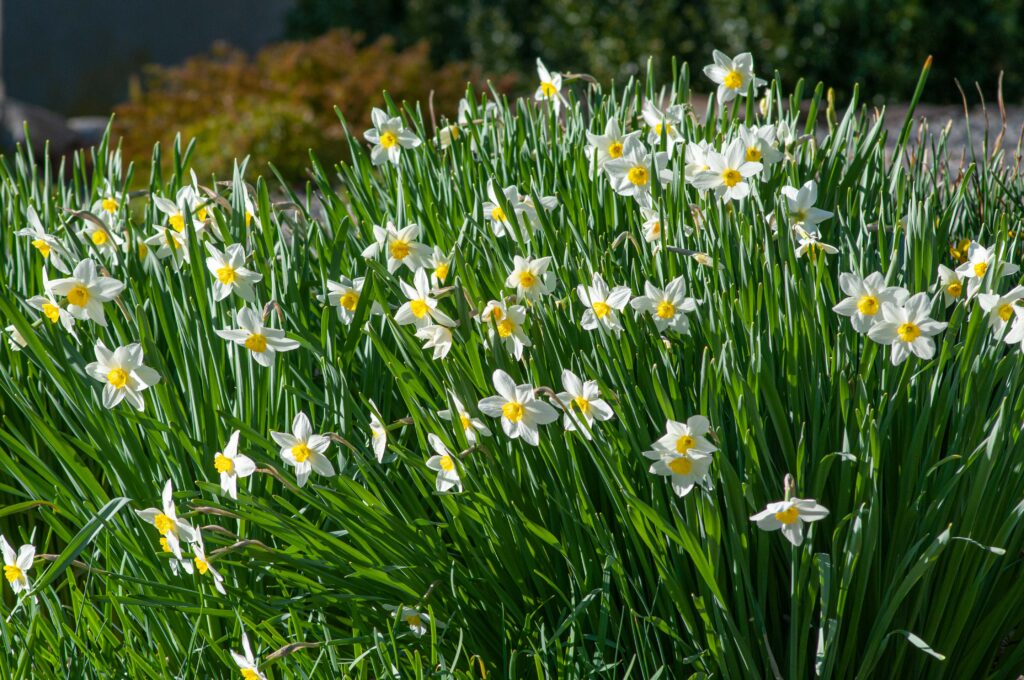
[2,0,296,115]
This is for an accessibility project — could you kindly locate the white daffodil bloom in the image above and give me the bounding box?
[506,256,556,300]
[1,535,35,594]
[135,479,199,561]
[362,221,430,273]
[650,416,718,457]
[642,99,686,153]
[214,430,256,500]
[85,341,161,411]
[191,536,226,595]
[737,124,782,175]
[429,247,453,286]
[205,243,262,302]
[867,293,948,365]
[555,369,613,439]
[534,58,564,113]
[751,498,829,546]
[320,276,365,324]
[438,392,491,445]
[458,97,500,126]
[144,227,190,268]
[778,180,832,229]
[643,416,717,497]
[364,107,421,166]
[630,276,699,334]
[703,50,766,104]
[231,631,267,680]
[977,286,1024,334]
[396,269,456,329]
[4,325,27,351]
[478,369,559,446]
[215,307,300,368]
[272,412,335,488]
[586,119,638,170]
[683,139,713,184]
[831,272,909,334]
[604,135,672,199]
[391,605,432,636]
[578,272,631,333]
[27,276,77,338]
[639,205,665,244]
[1003,307,1024,351]
[369,399,387,463]
[794,228,839,259]
[482,181,525,238]
[936,265,964,307]
[425,434,462,492]
[776,118,798,146]
[956,242,1020,297]
[415,324,453,359]
[46,258,124,327]
[16,205,71,273]
[241,192,260,229]
[692,139,762,202]
[518,192,559,234]
[153,185,209,235]
[79,220,123,252]
[481,300,531,360]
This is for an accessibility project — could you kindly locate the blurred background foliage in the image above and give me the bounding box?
[113,0,1022,182]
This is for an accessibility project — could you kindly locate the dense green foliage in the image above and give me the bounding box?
[1,56,1024,678]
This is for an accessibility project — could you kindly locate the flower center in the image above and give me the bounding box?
[897,322,921,342]
[973,261,989,278]
[245,211,254,227]
[107,368,129,389]
[608,141,623,158]
[946,281,962,298]
[999,304,1015,322]
[540,81,557,97]
[775,506,799,524]
[654,122,673,137]
[242,669,261,680]
[193,557,209,575]
[491,206,507,223]
[42,303,61,323]
[292,443,312,463]
[650,221,661,237]
[675,435,696,454]
[668,456,693,475]
[857,295,879,315]
[91,229,109,246]
[404,613,423,628]
[410,299,429,318]
[4,565,23,584]
[627,166,650,186]
[380,131,398,149]
[216,266,237,285]
[102,197,119,213]
[745,147,762,162]
[389,239,411,260]
[169,214,185,232]
[723,69,743,89]
[721,169,742,187]
[138,243,149,258]
[573,396,590,414]
[460,414,472,430]
[502,401,524,422]
[244,333,268,353]
[67,284,90,307]
[435,262,450,282]
[159,537,171,553]
[592,301,611,318]
[214,453,234,473]
[518,271,537,289]
[154,513,175,534]
[31,239,51,257]
[340,291,359,311]
[439,455,454,472]
[656,300,675,319]
[497,319,515,337]
[196,207,208,222]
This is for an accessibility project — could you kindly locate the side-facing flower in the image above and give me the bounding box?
[85,341,161,411]
[777,180,833,229]
[425,434,462,492]
[956,242,1020,297]
[16,205,71,273]
[438,392,491,444]
[1,535,35,594]
[642,99,686,153]
[482,181,525,238]
[231,631,267,680]
[191,535,226,595]
[205,243,262,302]
[214,430,256,500]
[751,497,829,546]
[369,399,387,462]
[134,479,198,561]
[215,307,300,367]
[937,265,964,307]
[534,58,563,112]
[46,258,124,326]
[977,286,1024,334]
[794,228,839,259]
[477,369,559,446]
[272,412,335,488]
[27,275,77,337]
[867,293,948,365]
[416,324,454,359]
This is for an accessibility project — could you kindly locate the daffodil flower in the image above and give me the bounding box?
[641,99,686,153]
[364,107,421,166]
[1002,307,1024,351]
[956,242,1020,297]
[555,369,613,439]
[644,416,717,497]
[936,265,965,307]
[320,276,366,324]
[482,181,525,238]
[630,276,699,334]
[153,185,209,235]
[205,243,262,302]
[481,300,531,360]
[191,535,226,595]
[215,307,300,368]
[604,136,672,199]
[429,247,453,286]
[794,229,839,259]
[425,434,462,492]
[832,272,909,334]
[369,399,387,463]
[692,139,762,202]
[506,256,555,300]
[91,180,124,219]
[46,258,125,327]
[978,286,1024,334]
[683,139,713,184]
[518,192,558,233]
[777,180,832,229]
[361,221,430,273]
[85,340,161,411]
[1,535,35,594]
[231,631,267,680]
[867,293,948,365]
[478,369,559,446]
[16,205,71,273]
[272,412,335,487]
[135,479,198,561]
[415,324,454,359]
[438,392,491,445]
[534,58,564,113]
[144,227,190,268]
[214,430,256,500]
[4,325,27,351]
[586,119,639,171]
[78,220,124,253]
[578,272,631,333]
[395,269,456,329]
[751,498,829,546]
[737,124,783,175]
[27,274,77,338]
[639,205,667,244]
[703,50,766,104]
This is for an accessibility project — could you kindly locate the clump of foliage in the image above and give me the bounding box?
[113,29,510,182]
